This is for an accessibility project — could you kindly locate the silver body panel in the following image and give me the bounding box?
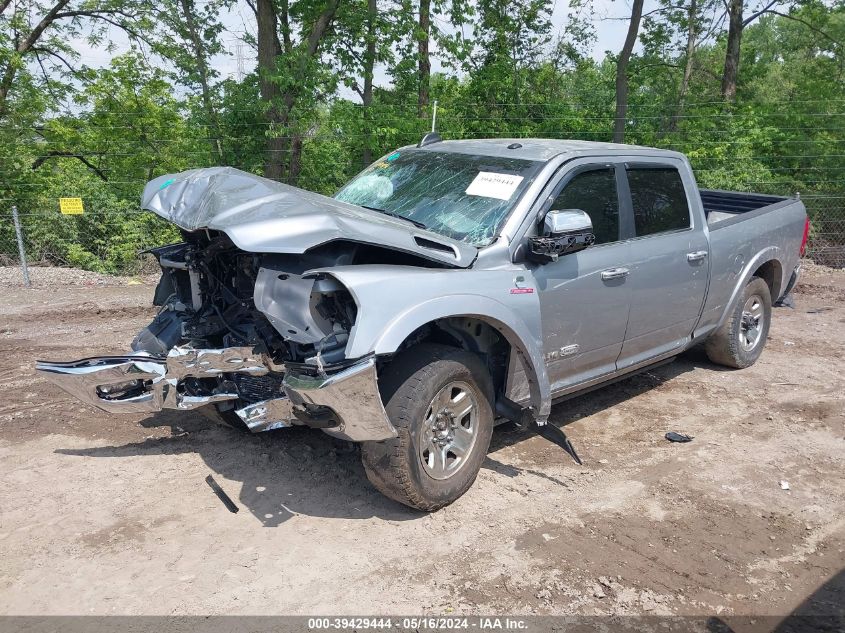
[141,167,477,268]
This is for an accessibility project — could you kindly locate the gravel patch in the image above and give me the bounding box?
[0,266,158,288]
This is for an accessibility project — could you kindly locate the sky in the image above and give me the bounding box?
[74,0,645,102]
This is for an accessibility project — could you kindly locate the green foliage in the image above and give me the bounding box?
[2,0,844,272]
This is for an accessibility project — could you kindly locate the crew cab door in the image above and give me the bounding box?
[616,161,710,369]
[529,162,633,393]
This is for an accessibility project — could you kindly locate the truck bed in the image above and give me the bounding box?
[702,189,793,226]
[696,190,806,340]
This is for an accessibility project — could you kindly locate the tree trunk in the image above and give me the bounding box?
[669,0,698,132]
[288,136,304,184]
[417,0,431,119]
[362,0,376,166]
[612,0,644,144]
[721,0,744,102]
[257,0,285,180]
[178,0,222,159]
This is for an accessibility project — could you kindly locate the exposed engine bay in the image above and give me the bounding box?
[130,230,420,426]
[38,230,465,443]
[137,232,360,366]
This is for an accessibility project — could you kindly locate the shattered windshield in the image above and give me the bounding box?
[335,149,542,246]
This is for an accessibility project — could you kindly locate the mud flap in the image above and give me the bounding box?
[533,421,583,465]
[497,398,582,465]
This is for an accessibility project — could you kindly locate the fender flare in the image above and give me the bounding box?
[368,296,551,420]
[715,246,783,330]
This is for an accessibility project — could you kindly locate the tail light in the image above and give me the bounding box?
[799,216,810,257]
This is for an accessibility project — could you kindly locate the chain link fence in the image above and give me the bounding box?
[2,188,844,280]
[803,196,845,267]
[0,207,180,280]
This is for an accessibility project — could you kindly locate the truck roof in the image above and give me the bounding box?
[409,138,687,163]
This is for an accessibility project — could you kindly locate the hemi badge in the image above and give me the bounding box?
[510,288,534,294]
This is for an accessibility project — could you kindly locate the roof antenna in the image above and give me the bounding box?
[418,100,442,147]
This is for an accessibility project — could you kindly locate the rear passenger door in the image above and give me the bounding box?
[616,162,710,370]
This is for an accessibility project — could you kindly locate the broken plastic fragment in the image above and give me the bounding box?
[665,431,693,443]
[533,421,582,464]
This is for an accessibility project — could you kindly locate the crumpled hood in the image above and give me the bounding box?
[141,167,476,268]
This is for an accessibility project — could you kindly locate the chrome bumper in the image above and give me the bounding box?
[283,357,397,442]
[35,349,396,442]
[35,355,170,414]
[36,346,266,414]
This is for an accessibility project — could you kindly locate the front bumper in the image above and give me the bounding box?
[283,357,397,442]
[35,348,396,443]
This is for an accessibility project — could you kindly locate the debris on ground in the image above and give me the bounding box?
[665,432,694,443]
[780,480,791,490]
[1,263,844,616]
[534,421,582,464]
[205,474,240,513]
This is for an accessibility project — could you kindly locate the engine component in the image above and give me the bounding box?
[253,267,333,345]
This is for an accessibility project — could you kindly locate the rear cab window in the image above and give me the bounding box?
[626,167,691,237]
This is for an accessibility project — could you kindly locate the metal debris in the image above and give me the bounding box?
[206,474,239,513]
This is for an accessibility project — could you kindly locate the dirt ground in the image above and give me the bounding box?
[0,263,843,619]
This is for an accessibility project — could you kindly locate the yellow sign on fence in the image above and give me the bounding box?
[59,198,84,215]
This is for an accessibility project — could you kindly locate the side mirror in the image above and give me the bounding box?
[528,209,595,263]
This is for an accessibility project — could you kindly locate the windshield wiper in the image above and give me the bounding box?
[360,205,427,230]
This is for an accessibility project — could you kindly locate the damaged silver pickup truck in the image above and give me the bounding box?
[37,137,809,510]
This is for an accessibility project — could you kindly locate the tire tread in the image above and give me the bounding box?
[705,276,771,369]
[361,344,493,511]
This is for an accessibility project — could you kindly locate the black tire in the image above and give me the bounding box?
[705,276,772,369]
[361,344,495,511]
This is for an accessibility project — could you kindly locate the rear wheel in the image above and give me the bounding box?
[705,276,772,369]
[361,344,494,511]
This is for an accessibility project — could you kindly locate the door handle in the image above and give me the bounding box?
[687,250,708,262]
[601,267,630,281]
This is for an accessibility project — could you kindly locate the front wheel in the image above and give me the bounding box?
[705,276,772,369]
[361,344,494,511]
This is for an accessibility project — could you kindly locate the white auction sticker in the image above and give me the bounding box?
[465,171,524,201]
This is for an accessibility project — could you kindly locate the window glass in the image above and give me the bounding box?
[549,169,619,244]
[627,167,691,236]
[335,150,542,246]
